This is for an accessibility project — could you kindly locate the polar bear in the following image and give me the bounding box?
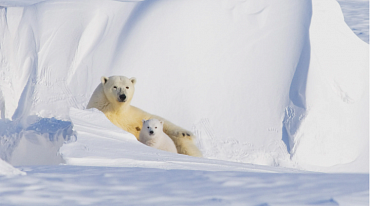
[86,76,202,157]
[139,119,177,153]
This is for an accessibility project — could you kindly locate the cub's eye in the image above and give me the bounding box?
[126,87,129,89]
[147,127,149,129]
[113,86,117,89]
[155,127,157,129]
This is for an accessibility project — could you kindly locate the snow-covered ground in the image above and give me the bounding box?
[1,165,368,205]
[337,0,369,43]
[3,108,369,205]
[0,0,368,205]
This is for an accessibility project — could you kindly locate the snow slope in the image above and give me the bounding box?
[0,0,368,174]
[289,0,369,172]
[62,107,298,173]
[2,107,369,204]
[0,158,25,176]
[3,107,366,205]
[0,0,367,173]
[0,0,369,204]
[1,107,368,205]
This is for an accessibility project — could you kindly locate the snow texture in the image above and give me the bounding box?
[0,165,368,205]
[0,158,25,176]
[337,0,369,43]
[0,0,367,173]
[0,0,368,204]
[0,107,368,205]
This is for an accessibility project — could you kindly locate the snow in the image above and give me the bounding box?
[61,107,298,172]
[289,0,369,172]
[0,0,368,204]
[337,0,369,43]
[0,158,25,176]
[0,166,368,205]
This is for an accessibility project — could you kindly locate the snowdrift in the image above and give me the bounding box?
[0,0,368,174]
[0,158,25,176]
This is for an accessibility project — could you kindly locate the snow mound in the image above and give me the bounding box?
[0,158,25,176]
[0,0,368,173]
[0,116,76,166]
[62,107,300,173]
[288,0,369,173]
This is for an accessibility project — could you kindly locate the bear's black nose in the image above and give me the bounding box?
[149,131,154,135]
[119,94,126,102]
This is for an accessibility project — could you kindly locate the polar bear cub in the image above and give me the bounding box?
[139,119,178,153]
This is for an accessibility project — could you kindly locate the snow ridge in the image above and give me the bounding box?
[0,0,368,175]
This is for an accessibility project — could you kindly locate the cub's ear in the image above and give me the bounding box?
[130,77,137,85]
[142,119,146,124]
[101,76,109,85]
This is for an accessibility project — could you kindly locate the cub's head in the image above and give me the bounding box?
[142,119,164,137]
[101,76,136,104]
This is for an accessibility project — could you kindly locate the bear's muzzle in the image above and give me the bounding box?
[118,94,126,102]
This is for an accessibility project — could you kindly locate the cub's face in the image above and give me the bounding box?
[101,76,136,104]
[142,119,163,137]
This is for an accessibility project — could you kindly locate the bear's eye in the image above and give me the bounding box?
[126,87,129,89]
[113,86,117,90]
[155,127,157,129]
[147,127,149,129]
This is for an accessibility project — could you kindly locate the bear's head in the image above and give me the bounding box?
[101,76,137,105]
[142,119,164,137]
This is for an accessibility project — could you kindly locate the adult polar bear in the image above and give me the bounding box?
[87,76,203,157]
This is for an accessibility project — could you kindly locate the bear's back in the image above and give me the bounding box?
[155,132,177,153]
[86,83,107,110]
[139,130,177,154]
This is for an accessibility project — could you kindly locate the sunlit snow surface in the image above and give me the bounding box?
[0,0,369,205]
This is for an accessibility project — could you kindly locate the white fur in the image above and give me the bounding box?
[139,119,177,153]
[87,75,202,157]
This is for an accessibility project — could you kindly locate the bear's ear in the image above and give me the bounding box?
[101,76,109,85]
[130,77,137,85]
[142,119,146,124]
[159,121,163,125]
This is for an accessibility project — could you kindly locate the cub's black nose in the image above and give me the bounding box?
[149,131,154,135]
[119,94,126,101]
